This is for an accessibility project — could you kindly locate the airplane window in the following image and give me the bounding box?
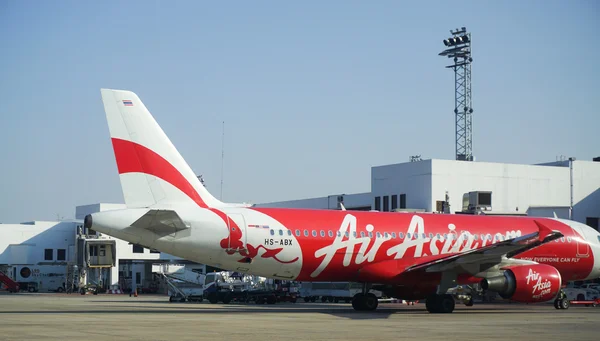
[414,233,419,239]
[474,234,478,240]
[337,231,342,237]
[429,233,433,239]
[320,230,325,237]
[369,232,373,238]
[270,230,275,236]
[384,232,389,238]
[399,232,404,239]
[288,230,292,236]
[436,233,441,240]
[480,234,485,240]
[443,233,448,240]
[279,230,283,236]
[422,233,426,239]
[353,231,357,238]
[361,231,366,237]
[304,230,309,237]
[328,231,333,237]
[295,230,300,237]
[567,237,571,243]
[487,234,492,241]
[561,237,565,242]
[312,230,317,237]
[377,232,382,238]
[392,232,396,238]
[345,232,349,237]
[407,233,412,239]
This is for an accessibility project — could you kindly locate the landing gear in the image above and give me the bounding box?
[554,290,569,310]
[464,296,474,307]
[426,294,455,313]
[351,293,379,311]
[351,283,379,311]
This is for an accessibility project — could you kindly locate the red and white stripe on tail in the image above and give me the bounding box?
[100,89,224,209]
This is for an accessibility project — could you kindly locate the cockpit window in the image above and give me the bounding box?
[597,236,600,243]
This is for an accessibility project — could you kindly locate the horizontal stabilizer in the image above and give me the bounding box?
[131,209,189,236]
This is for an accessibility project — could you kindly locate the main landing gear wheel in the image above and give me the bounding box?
[426,294,455,313]
[351,293,378,311]
[554,290,569,310]
[554,298,570,310]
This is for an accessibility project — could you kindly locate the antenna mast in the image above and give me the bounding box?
[220,120,224,200]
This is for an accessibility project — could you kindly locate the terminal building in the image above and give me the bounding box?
[256,158,600,230]
[1,157,599,293]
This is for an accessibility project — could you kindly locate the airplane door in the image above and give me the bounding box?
[226,213,247,253]
[570,225,590,258]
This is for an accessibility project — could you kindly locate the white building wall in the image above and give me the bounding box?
[527,207,571,219]
[572,160,600,224]
[0,221,76,265]
[75,203,126,219]
[430,159,571,215]
[371,160,432,211]
[256,193,371,210]
[257,197,330,209]
[340,193,372,209]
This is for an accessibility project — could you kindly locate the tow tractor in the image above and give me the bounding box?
[555,289,600,309]
[566,298,600,308]
[553,286,600,309]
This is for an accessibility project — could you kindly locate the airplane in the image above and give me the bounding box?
[85,88,600,313]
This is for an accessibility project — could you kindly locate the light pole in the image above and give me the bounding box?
[439,27,474,162]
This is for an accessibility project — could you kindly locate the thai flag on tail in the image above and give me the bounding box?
[123,100,133,106]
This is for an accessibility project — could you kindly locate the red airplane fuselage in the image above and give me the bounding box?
[244,208,595,291]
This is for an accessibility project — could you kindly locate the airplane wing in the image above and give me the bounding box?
[130,209,189,236]
[404,220,563,273]
[357,220,563,283]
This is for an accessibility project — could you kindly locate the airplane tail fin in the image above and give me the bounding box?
[100,88,224,209]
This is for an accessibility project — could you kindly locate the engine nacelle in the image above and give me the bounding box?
[480,264,561,303]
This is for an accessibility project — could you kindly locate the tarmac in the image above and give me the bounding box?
[0,292,598,341]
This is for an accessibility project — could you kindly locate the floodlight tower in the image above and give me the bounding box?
[439,27,473,161]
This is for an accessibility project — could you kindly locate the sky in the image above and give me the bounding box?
[0,0,598,223]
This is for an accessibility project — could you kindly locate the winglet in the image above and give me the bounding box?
[533,220,561,243]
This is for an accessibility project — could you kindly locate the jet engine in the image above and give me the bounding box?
[480,264,561,303]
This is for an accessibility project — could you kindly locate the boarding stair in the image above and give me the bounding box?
[0,270,19,293]
[152,264,205,302]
